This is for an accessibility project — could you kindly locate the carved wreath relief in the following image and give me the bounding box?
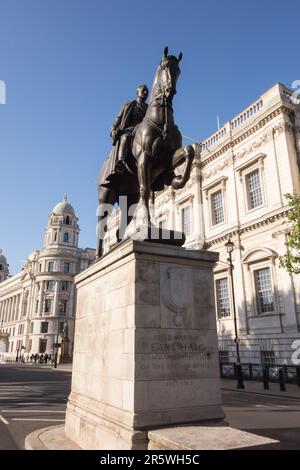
[162,266,189,327]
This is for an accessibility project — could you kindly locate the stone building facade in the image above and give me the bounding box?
[104,83,300,365]
[0,196,95,359]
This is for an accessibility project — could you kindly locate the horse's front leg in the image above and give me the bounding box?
[137,151,151,225]
[171,145,195,189]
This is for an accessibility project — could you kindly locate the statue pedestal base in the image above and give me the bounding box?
[65,239,224,450]
[59,338,72,364]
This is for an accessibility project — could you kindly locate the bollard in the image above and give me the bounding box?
[219,362,224,379]
[249,363,253,381]
[296,366,300,388]
[279,368,286,392]
[263,367,269,390]
[236,363,245,389]
[233,362,237,379]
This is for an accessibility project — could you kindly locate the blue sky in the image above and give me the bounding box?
[0,0,299,274]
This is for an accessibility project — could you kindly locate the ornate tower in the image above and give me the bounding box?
[44,194,80,249]
[0,250,9,283]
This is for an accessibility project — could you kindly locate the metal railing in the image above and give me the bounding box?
[220,361,300,389]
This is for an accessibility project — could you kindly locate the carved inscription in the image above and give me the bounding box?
[138,333,215,380]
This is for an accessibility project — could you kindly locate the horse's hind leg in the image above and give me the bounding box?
[117,192,140,241]
[96,186,117,258]
[137,151,151,225]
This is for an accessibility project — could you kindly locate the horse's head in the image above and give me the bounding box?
[156,47,182,100]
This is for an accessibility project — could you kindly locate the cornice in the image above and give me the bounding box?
[201,105,293,167]
[205,208,290,247]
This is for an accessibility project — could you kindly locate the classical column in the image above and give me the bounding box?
[53,281,60,317]
[12,297,16,322]
[68,282,74,317]
[8,298,13,323]
[18,292,24,321]
[38,282,44,317]
[192,163,205,249]
[169,189,175,230]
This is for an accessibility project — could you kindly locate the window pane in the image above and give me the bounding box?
[216,278,231,318]
[40,321,48,333]
[63,262,70,273]
[61,281,69,292]
[255,268,274,313]
[211,190,224,225]
[261,350,275,365]
[44,299,52,313]
[46,280,54,291]
[246,170,263,209]
[182,206,191,237]
[48,262,54,272]
[59,300,67,314]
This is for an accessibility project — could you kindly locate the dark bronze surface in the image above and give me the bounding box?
[97,47,195,257]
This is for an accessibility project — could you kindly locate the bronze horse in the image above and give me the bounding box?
[97,47,194,258]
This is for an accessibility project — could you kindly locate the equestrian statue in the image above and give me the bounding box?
[97,47,195,258]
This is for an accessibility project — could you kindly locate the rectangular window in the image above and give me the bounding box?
[216,278,231,318]
[219,350,229,364]
[246,170,263,209]
[48,262,54,272]
[46,280,54,291]
[44,299,52,314]
[61,281,69,292]
[181,206,191,237]
[59,300,67,314]
[63,262,70,273]
[40,321,48,333]
[254,267,274,314]
[211,190,224,225]
[39,339,47,353]
[59,321,65,334]
[35,300,39,313]
[261,350,276,366]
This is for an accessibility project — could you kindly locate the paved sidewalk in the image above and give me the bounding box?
[221,378,300,399]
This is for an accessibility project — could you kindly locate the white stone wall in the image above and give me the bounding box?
[104,83,300,365]
[0,201,95,358]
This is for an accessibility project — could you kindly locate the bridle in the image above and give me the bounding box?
[145,62,177,140]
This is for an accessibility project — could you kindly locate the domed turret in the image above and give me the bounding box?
[0,249,9,282]
[44,194,80,249]
[52,194,75,217]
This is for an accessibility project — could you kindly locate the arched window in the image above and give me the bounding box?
[64,232,69,243]
[54,231,57,242]
[66,216,70,225]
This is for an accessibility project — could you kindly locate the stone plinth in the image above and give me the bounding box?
[148,426,280,450]
[65,239,224,450]
[59,338,71,364]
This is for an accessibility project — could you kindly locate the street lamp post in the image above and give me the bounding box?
[225,237,244,389]
[53,302,63,369]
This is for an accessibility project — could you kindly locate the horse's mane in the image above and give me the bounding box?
[149,64,161,103]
